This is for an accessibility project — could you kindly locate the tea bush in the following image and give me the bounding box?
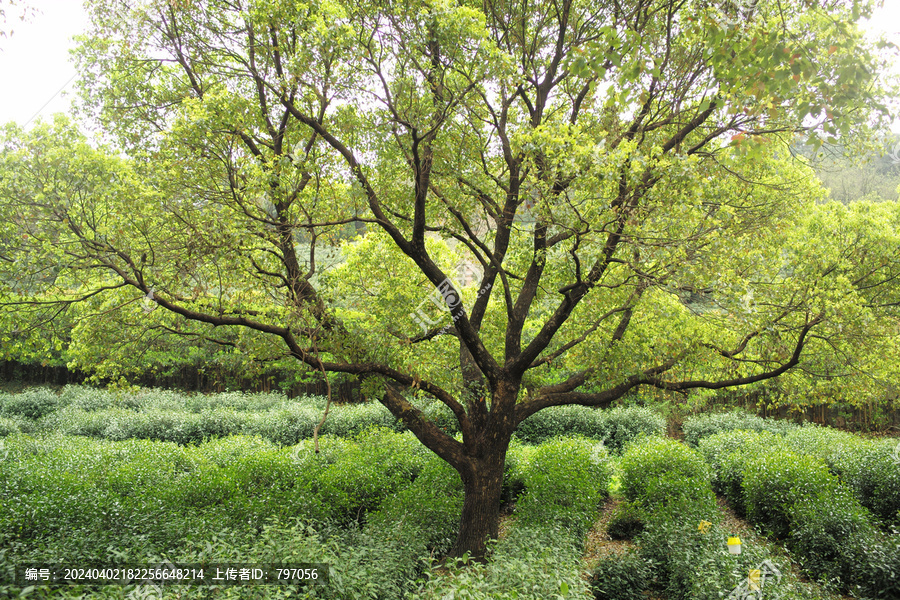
[787,490,882,588]
[514,404,604,443]
[601,405,667,453]
[311,428,430,523]
[605,501,644,540]
[783,425,863,473]
[0,387,60,420]
[513,404,664,450]
[367,455,463,554]
[637,508,818,600]
[0,416,19,436]
[418,398,461,435]
[617,439,809,600]
[737,443,900,597]
[242,404,323,444]
[512,435,610,537]
[742,449,840,539]
[682,411,797,447]
[317,401,402,437]
[0,428,430,561]
[698,430,785,514]
[412,525,591,600]
[838,439,900,527]
[589,549,652,600]
[619,437,711,507]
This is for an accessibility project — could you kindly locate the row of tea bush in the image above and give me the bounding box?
[0,428,613,599]
[0,428,448,598]
[0,386,665,452]
[592,436,820,600]
[684,411,900,528]
[699,430,900,597]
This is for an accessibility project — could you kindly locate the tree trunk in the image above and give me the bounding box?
[448,436,510,560]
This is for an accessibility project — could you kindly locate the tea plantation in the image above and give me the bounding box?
[0,387,898,599]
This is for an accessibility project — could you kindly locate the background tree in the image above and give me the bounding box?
[0,0,35,42]
[1,0,898,558]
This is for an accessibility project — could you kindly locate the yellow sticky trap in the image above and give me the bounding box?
[698,520,712,533]
[749,569,761,591]
[727,536,742,554]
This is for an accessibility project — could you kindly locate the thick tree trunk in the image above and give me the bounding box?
[448,426,512,559]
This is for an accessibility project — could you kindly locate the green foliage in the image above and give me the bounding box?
[0,387,60,420]
[735,441,900,597]
[514,405,664,451]
[783,424,864,473]
[0,428,430,557]
[412,526,591,600]
[367,455,463,555]
[682,411,797,447]
[512,436,610,537]
[589,550,652,600]
[619,437,712,507]
[616,439,809,600]
[617,436,719,574]
[514,405,603,444]
[839,439,900,527]
[787,490,882,589]
[0,416,19,436]
[16,386,406,447]
[742,449,840,539]
[601,406,667,453]
[698,429,786,514]
[311,428,430,523]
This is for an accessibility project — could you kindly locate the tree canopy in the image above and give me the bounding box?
[1,0,899,558]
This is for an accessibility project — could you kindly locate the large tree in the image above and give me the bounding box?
[1,0,898,558]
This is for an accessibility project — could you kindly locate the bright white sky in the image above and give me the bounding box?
[0,0,898,130]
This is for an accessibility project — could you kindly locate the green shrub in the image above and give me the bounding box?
[513,436,610,536]
[243,404,320,445]
[167,517,430,600]
[840,440,900,527]
[590,549,652,600]
[601,405,666,452]
[0,417,20,436]
[698,430,785,514]
[367,455,463,554]
[501,439,532,504]
[0,388,60,420]
[196,407,251,439]
[683,411,796,447]
[514,405,604,443]
[413,525,591,600]
[637,512,805,600]
[742,449,842,539]
[41,405,113,437]
[619,437,711,506]
[784,425,863,474]
[787,489,880,586]
[311,428,429,523]
[318,401,401,437]
[418,398,460,435]
[182,390,293,413]
[57,385,128,411]
[513,405,665,450]
[845,534,900,600]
